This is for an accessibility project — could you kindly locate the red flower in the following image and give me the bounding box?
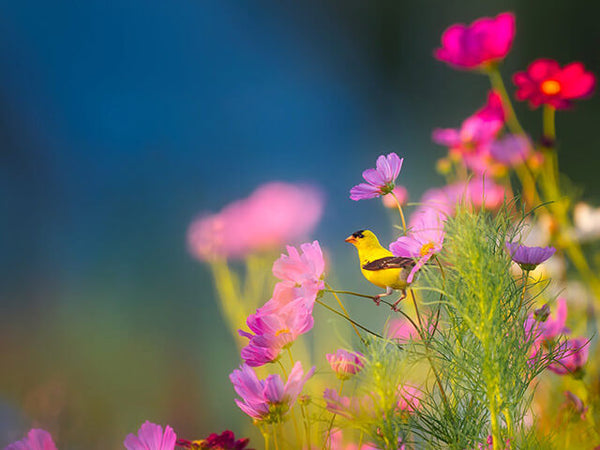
[513,59,596,109]
[434,12,515,69]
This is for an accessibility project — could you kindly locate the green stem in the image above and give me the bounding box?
[272,423,281,450]
[315,298,383,339]
[518,269,530,316]
[323,380,344,449]
[324,282,364,342]
[324,288,376,300]
[261,426,270,450]
[391,190,408,233]
[543,105,556,142]
[486,67,525,136]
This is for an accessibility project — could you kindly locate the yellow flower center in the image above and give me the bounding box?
[275,328,290,336]
[420,242,435,257]
[541,79,561,95]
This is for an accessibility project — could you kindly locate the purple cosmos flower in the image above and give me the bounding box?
[390,208,445,283]
[548,337,589,376]
[123,421,176,450]
[230,361,315,423]
[5,429,58,450]
[489,134,532,166]
[350,153,403,200]
[326,349,364,380]
[505,242,556,270]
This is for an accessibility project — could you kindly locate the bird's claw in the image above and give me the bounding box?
[372,296,381,306]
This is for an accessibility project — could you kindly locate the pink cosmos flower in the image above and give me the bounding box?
[390,208,445,283]
[239,291,315,367]
[422,179,506,216]
[548,337,589,375]
[230,361,315,423]
[327,429,381,450]
[124,421,176,450]
[432,92,504,175]
[397,385,422,413]
[323,389,375,420]
[271,241,325,290]
[188,182,323,260]
[513,59,596,109]
[434,12,516,69]
[563,391,588,420]
[5,429,57,450]
[382,186,408,209]
[326,349,364,380]
[489,134,532,166]
[505,242,556,270]
[386,317,420,341]
[350,153,404,200]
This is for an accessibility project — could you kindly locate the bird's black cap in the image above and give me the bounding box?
[351,230,366,239]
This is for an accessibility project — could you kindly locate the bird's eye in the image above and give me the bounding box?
[352,230,365,239]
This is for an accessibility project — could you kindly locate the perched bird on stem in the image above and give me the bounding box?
[345,229,415,310]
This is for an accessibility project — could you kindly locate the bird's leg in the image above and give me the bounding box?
[391,289,407,311]
[373,286,394,306]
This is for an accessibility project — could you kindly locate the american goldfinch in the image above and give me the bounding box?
[345,229,415,310]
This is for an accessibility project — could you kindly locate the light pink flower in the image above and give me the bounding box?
[272,241,325,290]
[326,349,364,380]
[386,317,419,341]
[397,385,422,413]
[230,361,314,423]
[434,12,516,69]
[350,153,404,200]
[432,92,504,175]
[188,182,323,260]
[323,389,375,420]
[390,208,445,283]
[123,421,176,450]
[5,429,57,450]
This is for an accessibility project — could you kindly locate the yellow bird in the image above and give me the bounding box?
[345,229,414,310]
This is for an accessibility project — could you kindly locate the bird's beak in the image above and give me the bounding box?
[345,235,356,244]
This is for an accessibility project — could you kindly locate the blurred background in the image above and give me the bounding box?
[1,0,599,448]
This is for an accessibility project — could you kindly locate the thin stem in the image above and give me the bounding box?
[261,427,270,450]
[315,298,383,339]
[543,105,556,142]
[518,269,530,316]
[324,288,375,300]
[323,379,344,449]
[325,282,364,341]
[410,289,424,331]
[391,190,408,233]
[486,66,525,136]
[281,352,302,445]
[300,403,311,449]
[272,423,281,450]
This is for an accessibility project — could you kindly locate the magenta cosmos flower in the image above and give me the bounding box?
[176,431,250,450]
[230,361,315,423]
[489,134,532,167]
[434,12,515,69]
[390,208,445,283]
[350,153,403,200]
[123,421,176,450]
[548,337,589,376]
[326,349,364,380]
[513,59,596,109]
[187,182,323,260]
[5,429,57,450]
[505,242,556,270]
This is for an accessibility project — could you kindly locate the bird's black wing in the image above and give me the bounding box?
[362,256,415,271]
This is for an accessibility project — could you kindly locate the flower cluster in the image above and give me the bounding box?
[239,241,324,367]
